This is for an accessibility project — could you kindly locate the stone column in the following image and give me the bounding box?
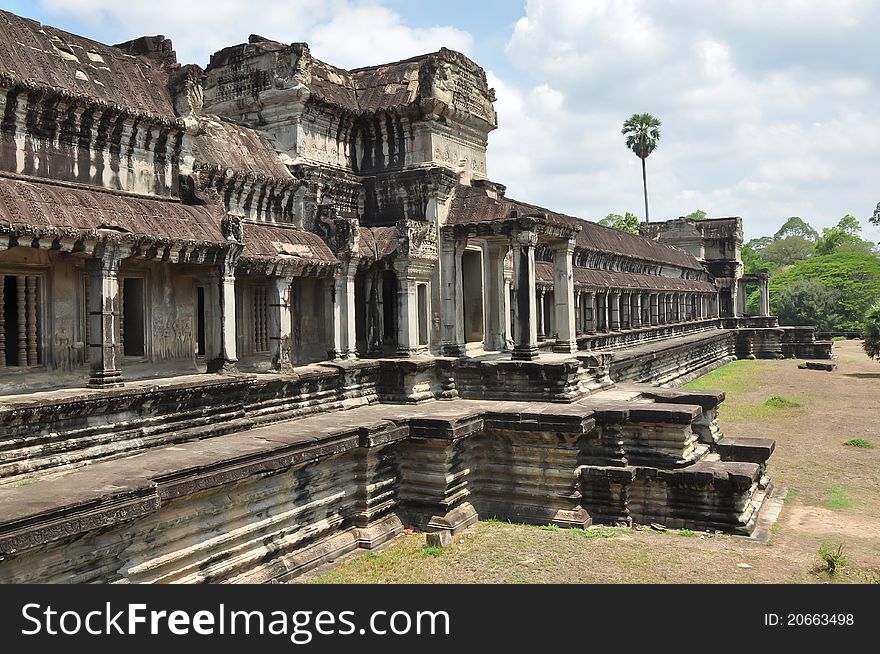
[512,230,539,361]
[552,239,577,353]
[441,235,467,356]
[537,288,546,340]
[485,241,510,351]
[650,293,659,325]
[395,262,429,357]
[331,258,359,359]
[396,275,419,357]
[609,290,621,330]
[759,274,770,317]
[575,291,582,334]
[634,293,642,328]
[620,292,630,329]
[87,246,127,387]
[590,292,598,332]
[269,273,294,372]
[207,257,238,373]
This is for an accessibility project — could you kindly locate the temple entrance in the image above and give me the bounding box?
[121,277,145,357]
[461,249,484,344]
[355,269,398,358]
[292,277,329,365]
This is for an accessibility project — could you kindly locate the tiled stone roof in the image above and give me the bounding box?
[0,172,226,244]
[241,222,337,264]
[192,116,293,180]
[448,185,704,271]
[0,9,176,121]
[534,261,715,292]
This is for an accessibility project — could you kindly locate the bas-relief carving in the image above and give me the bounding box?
[154,317,196,362]
[53,320,83,371]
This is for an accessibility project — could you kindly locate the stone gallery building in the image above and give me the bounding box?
[0,10,830,583]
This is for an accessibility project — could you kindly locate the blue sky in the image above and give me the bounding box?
[2,0,879,244]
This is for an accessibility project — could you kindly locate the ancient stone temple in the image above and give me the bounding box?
[0,9,830,583]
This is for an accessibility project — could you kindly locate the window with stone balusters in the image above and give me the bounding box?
[252,285,270,353]
[1,273,43,368]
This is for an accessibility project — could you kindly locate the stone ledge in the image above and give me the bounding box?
[715,437,776,465]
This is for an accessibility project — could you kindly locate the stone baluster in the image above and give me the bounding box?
[26,276,37,365]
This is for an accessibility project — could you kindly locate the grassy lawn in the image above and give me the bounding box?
[302,341,880,584]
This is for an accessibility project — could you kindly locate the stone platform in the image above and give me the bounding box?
[0,372,775,583]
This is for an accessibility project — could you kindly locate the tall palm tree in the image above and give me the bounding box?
[622,113,662,223]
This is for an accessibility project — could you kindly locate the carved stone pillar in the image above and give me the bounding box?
[603,291,610,332]
[87,245,127,387]
[634,293,642,328]
[593,292,600,332]
[206,257,238,373]
[609,290,621,331]
[759,274,770,317]
[537,288,546,341]
[331,257,359,360]
[511,230,539,361]
[440,235,467,356]
[485,240,510,351]
[551,238,577,353]
[269,273,294,372]
[394,261,431,357]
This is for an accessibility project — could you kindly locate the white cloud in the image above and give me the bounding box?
[34,0,469,68]
[308,4,471,68]
[490,0,880,241]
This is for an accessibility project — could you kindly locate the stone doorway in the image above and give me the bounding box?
[462,249,484,345]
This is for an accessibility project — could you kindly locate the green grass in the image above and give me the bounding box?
[843,438,876,449]
[764,395,801,409]
[424,545,443,557]
[826,486,855,511]
[683,359,759,393]
[818,542,848,576]
[538,524,560,532]
[677,529,698,537]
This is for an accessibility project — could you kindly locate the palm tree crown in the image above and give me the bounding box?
[622,113,662,159]
[621,113,662,222]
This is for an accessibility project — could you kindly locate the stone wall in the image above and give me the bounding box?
[0,379,777,583]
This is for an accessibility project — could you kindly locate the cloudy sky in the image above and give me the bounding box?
[3,0,879,242]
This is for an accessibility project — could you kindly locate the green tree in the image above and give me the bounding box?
[761,235,815,268]
[774,216,818,242]
[773,278,840,331]
[742,241,772,275]
[864,301,880,360]
[622,113,661,223]
[599,212,641,235]
[767,252,880,330]
[870,202,880,228]
[816,214,867,255]
[684,209,707,221]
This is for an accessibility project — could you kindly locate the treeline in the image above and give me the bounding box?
[742,215,880,330]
